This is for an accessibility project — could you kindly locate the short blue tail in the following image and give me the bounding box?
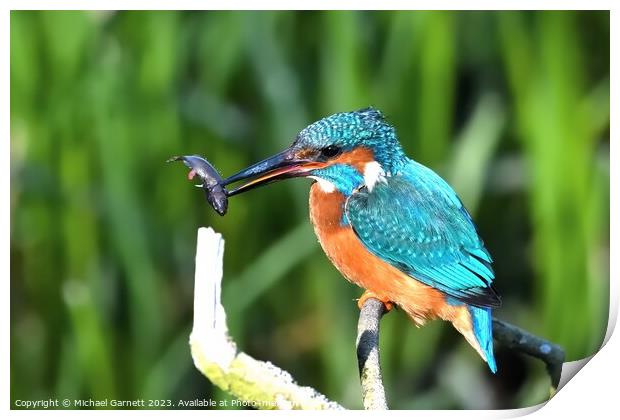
[468,306,497,373]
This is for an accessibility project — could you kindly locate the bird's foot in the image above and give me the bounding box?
[357,290,394,312]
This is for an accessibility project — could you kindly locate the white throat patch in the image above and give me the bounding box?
[363,161,386,191]
[309,176,336,193]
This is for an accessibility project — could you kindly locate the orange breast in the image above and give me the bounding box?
[308,183,450,325]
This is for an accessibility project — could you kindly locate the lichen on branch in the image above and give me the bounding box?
[189,227,342,410]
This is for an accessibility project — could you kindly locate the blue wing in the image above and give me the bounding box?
[345,159,500,308]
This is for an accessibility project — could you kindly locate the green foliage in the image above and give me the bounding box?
[10,11,609,409]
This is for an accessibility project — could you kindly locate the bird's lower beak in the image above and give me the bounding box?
[223,147,325,196]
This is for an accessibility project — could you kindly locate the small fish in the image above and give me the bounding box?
[167,155,228,216]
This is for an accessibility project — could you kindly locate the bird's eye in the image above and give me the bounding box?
[321,146,341,159]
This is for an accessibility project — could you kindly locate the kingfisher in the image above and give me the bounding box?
[222,107,500,372]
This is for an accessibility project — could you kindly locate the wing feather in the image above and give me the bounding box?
[345,160,500,308]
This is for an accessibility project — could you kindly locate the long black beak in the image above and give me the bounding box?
[223,147,325,197]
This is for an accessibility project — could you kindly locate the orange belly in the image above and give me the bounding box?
[308,183,455,325]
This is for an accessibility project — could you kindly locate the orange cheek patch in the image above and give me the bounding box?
[330,147,375,172]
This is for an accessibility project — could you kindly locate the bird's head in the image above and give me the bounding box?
[224,107,405,196]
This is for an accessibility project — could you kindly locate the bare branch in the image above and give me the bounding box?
[356,298,388,410]
[355,302,566,406]
[492,318,565,393]
[189,227,343,410]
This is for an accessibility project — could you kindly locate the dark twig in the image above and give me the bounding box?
[356,298,388,410]
[492,318,565,393]
[356,299,566,408]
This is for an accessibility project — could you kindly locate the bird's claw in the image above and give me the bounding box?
[357,290,393,312]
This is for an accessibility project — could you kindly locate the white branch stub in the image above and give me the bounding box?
[189,227,343,410]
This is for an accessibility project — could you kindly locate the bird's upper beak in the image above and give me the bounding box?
[223,147,325,196]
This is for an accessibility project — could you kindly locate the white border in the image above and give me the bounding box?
[4,3,617,419]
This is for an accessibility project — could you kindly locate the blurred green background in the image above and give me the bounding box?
[10,10,609,409]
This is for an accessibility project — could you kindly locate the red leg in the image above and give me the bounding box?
[358,290,394,312]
